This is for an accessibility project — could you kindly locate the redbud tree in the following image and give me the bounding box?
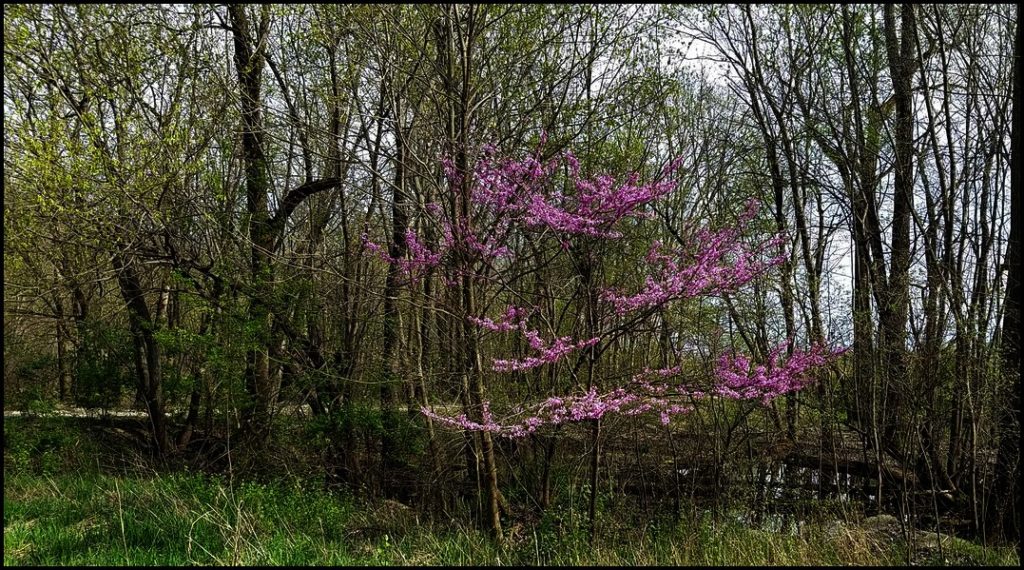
[365,141,844,439]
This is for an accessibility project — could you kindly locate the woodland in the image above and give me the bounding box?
[3,4,1020,565]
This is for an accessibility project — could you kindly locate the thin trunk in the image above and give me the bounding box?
[436,4,501,537]
[54,297,69,402]
[381,87,407,494]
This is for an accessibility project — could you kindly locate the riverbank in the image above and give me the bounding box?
[5,415,1017,566]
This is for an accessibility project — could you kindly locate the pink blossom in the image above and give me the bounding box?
[465,148,683,239]
[422,341,846,438]
[361,230,442,284]
[602,205,787,314]
[386,144,847,440]
[714,342,848,403]
[420,381,696,438]
[468,305,530,332]
[492,333,600,372]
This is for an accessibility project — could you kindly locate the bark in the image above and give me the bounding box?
[439,4,502,537]
[381,89,408,494]
[879,3,916,454]
[229,5,344,446]
[53,296,69,402]
[990,5,1021,547]
[112,253,171,456]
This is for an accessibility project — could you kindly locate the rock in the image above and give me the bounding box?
[863,514,900,530]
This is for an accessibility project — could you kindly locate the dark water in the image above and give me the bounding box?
[617,457,974,539]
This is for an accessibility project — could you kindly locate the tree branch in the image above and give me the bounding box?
[269,177,344,245]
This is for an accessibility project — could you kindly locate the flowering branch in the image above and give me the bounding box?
[491,333,600,372]
[421,383,693,439]
[422,341,846,438]
[367,143,846,440]
[714,342,849,404]
[361,229,442,284]
[602,200,786,314]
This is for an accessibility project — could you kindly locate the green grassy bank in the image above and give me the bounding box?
[4,417,1018,566]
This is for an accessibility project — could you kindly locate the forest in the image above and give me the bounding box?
[3,3,1020,565]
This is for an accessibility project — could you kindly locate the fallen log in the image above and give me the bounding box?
[782,449,917,486]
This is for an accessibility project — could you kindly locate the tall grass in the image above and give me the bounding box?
[6,470,1018,566]
[4,417,1018,566]
[4,472,358,565]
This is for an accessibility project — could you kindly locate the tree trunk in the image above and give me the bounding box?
[436,4,502,538]
[879,2,915,457]
[229,4,276,446]
[990,5,1021,549]
[381,91,408,495]
[229,5,343,448]
[112,253,171,456]
[54,297,69,403]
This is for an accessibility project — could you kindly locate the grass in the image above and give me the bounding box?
[3,471,360,565]
[4,416,1019,566]
[7,470,1018,566]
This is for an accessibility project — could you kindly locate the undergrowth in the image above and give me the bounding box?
[4,416,1018,566]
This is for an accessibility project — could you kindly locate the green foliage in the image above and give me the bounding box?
[7,354,58,413]
[3,418,96,476]
[305,402,426,461]
[3,471,358,566]
[153,325,212,401]
[72,321,134,409]
[3,418,1019,567]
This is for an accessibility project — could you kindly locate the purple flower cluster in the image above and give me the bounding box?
[603,201,787,314]
[467,305,530,332]
[363,145,683,279]
[404,229,442,270]
[714,342,848,404]
[467,304,600,372]
[361,230,441,283]
[470,148,682,239]
[442,216,514,260]
[492,333,600,372]
[361,143,847,439]
[421,382,694,439]
[423,340,846,438]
